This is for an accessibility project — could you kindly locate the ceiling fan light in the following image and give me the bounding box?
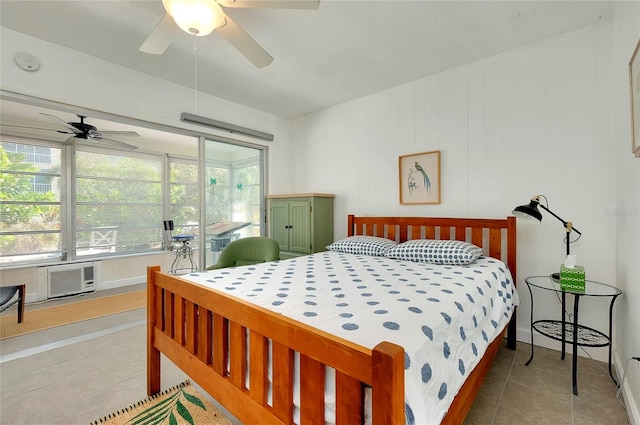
[162,0,224,36]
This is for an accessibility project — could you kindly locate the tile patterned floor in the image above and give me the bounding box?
[465,340,629,425]
[0,286,631,425]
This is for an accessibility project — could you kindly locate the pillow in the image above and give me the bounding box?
[326,236,397,256]
[384,239,483,265]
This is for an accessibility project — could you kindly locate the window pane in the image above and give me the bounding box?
[170,161,199,237]
[76,150,162,256]
[0,141,62,264]
[206,166,230,223]
[232,164,260,234]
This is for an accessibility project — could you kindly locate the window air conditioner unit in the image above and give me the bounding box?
[46,262,101,298]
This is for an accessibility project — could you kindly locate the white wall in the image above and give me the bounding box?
[291,16,640,421]
[292,20,617,352]
[613,3,640,424]
[0,27,295,299]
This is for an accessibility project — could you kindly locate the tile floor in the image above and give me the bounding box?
[0,285,631,425]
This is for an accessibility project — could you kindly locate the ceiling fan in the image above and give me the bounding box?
[140,0,320,68]
[2,113,140,150]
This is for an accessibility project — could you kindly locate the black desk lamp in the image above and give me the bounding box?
[512,195,582,280]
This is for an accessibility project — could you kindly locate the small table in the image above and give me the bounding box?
[524,275,621,395]
[206,221,251,252]
[170,234,197,274]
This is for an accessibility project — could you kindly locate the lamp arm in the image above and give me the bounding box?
[538,203,582,235]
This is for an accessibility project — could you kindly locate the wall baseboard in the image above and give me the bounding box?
[25,292,38,304]
[98,277,145,292]
[614,353,639,425]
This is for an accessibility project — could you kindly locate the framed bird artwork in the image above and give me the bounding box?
[399,150,441,204]
[629,38,640,157]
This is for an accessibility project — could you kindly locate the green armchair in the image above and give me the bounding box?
[207,237,280,270]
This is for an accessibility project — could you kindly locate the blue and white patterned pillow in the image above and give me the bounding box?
[326,236,397,256]
[384,239,483,265]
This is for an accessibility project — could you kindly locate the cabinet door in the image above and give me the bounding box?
[270,201,290,251]
[288,201,311,253]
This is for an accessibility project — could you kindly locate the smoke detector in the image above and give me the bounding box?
[14,52,40,72]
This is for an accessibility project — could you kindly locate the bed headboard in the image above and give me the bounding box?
[347,214,518,350]
[347,215,516,274]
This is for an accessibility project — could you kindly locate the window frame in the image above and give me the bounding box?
[0,137,64,265]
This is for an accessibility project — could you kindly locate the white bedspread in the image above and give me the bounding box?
[184,251,519,425]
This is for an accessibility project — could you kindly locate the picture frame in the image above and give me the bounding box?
[399,150,441,204]
[629,38,640,158]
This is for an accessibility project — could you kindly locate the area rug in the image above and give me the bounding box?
[90,380,233,425]
[0,290,146,340]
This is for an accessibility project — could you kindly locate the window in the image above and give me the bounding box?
[3,142,52,165]
[1,123,266,267]
[203,138,264,268]
[75,148,163,257]
[0,140,62,264]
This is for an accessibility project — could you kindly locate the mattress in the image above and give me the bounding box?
[185,251,519,424]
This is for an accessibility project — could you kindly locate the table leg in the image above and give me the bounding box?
[186,246,197,272]
[572,295,580,396]
[17,284,25,323]
[608,294,620,385]
[526,282,534,366]
[561,291,566,361]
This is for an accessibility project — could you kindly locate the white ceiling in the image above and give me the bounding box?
[0,1,614,151]
[1,0,614,120]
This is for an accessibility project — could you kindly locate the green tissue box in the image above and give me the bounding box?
[560,265,585,291]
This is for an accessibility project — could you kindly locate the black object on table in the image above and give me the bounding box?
[524,275,621,396]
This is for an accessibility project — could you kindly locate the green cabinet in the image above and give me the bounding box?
[267,194,334,259]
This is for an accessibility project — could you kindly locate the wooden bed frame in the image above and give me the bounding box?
[147,215,517,424]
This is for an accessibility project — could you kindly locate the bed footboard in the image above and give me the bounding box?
[147,266,405,424]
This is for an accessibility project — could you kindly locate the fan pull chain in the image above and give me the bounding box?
[193,35,198,113]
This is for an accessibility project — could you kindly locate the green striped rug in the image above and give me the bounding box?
[90,381,233,425]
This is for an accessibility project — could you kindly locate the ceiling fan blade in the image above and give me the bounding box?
[218,0,319,9]
[95,131,140,137]
[140,13,180,54]
[89,136,139,150]
[64,135,137,150]
[40,113,81,134]
[0,124,62,132]
[216,14,273,68]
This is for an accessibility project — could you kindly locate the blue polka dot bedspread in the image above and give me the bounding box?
[184,251,519,425]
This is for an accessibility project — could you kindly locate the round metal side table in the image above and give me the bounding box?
[524,275,621,396]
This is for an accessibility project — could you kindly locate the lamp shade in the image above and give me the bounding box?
[162,0,225,36]
[512,199,543,223]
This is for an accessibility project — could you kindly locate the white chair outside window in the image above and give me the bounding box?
[90,227,118,253]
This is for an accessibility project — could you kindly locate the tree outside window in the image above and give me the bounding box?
[0,142,61,263]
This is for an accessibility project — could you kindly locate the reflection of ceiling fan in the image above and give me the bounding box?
[140,0,319,68]
[2,113,139,150]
